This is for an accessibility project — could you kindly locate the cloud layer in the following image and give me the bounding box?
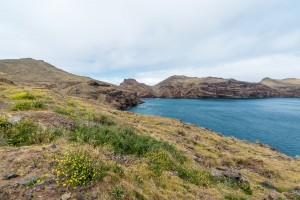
[1,0,300,85]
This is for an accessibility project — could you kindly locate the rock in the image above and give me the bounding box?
[17,176,37,186]
[264,194,279,200]
[23,190,33,200]
[61,192,71,200]
[292,190,300,195]
[91,192,97,199]
[76,194,85,200]
[7,116,22,124]
[260,181,277,190]
[50,144,57,149]
[3,173,19,180]
[211,167,242,180]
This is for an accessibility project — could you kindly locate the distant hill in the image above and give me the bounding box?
[120,75,288,98]
[0,58,140,109]
[260,77,300,97]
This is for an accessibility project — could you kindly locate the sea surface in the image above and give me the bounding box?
[128,98,300,157]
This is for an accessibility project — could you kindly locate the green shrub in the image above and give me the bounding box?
[146,150,175,175]
[112,186,124,200]
[52,150,106,188]
[0,115,10,128]
[220,178,253,195]
[12,92,36,100]
[0,119,63,146]
[224,194,246,200]
[134,191,146,200]
[54,106,74,116]
[12,101,44,111]
[84,110,116,125]
[176,167,214,187]
[70,124,185,163]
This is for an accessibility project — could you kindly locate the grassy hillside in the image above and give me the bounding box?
[1,79,300,199]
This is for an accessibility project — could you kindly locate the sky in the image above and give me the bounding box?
[0,0,300,85]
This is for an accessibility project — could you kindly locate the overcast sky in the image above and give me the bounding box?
[1,0,300,85]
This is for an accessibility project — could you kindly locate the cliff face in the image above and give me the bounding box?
[0,58,141,109]
[119,79,156,98]
[260,78,300,97]
[120,76,281,98]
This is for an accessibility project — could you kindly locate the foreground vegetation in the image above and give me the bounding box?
[0,83,300,200]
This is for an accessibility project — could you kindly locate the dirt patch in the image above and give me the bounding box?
[11,111,75,130]
[0,101,10,110]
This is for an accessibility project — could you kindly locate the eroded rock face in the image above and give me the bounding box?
[260,77,300,97]
[120,76,282,98]
[120,79,156,98]
[68,80,141,110]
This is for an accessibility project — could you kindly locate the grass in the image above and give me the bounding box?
[69,124,186,163]
[220,177,253,195]
[54,105,74,116]
[0,117,63,146]
[176,167,214,187]
[224,194,246,200]
[12,100,44,111]
[12,92,36,100]
[112,186,124,200]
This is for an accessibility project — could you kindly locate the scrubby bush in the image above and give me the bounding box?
[54,106,74,116]
[176,167,214,187]
[70,124,185,163]
[0,118,63,146]
[52,150,107,188]
[83,110,116,125]
[12,100,44,111]
[146,150,174,175]
[112,186,124,200]
[220,178,253,195]
[12,92,36,100]
[224,194,246,200]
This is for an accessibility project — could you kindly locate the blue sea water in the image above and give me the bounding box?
[128,98,300,157]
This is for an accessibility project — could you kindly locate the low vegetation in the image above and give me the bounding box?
[11,92,36,100]
[70,124,186,163]
[52,150,107,188]
[0,116,63,146]
[12,100,44,111]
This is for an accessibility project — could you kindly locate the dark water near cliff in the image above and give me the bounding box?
[128,98,300,157]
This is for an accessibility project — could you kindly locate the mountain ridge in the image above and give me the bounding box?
[120,76,300,98]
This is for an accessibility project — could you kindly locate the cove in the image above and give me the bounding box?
[128,98,300,157]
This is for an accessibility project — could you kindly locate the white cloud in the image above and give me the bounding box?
[0,0,299,83]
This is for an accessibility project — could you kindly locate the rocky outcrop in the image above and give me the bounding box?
[120,75,281,98]
[260,77,300,97]
[67,80,141,109]
[0,58,141,109]
[120,79,156,98]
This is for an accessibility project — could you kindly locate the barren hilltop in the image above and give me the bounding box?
[120,75,300,98]
[1,59,300,200]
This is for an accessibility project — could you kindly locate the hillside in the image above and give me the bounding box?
[0,61,300,199]
[120,76,282,98]
[0,58,140,109]
[260,78,300,97]
[120,79,156,98]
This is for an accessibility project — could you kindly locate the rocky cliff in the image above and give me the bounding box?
[119,79,156,98]
[120,75,282,98]
[260,77,300,97]
[0,58,141,109]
